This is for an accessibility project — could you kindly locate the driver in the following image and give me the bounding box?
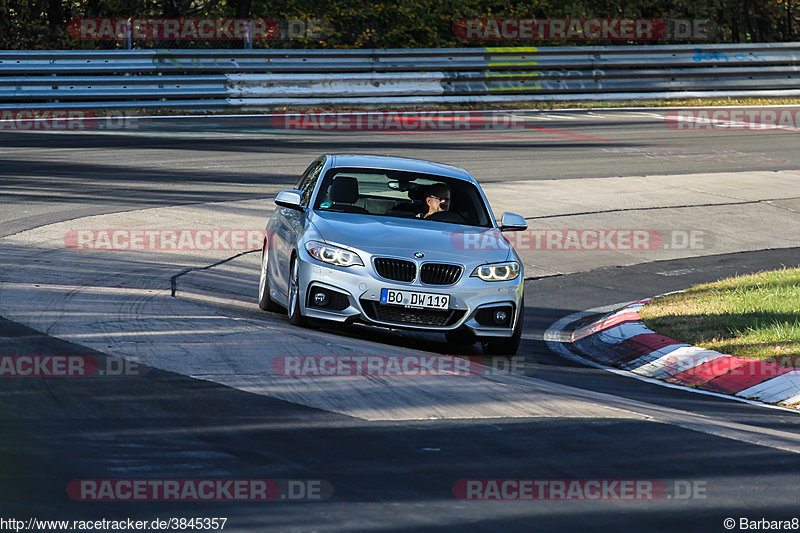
[417,183,450,219]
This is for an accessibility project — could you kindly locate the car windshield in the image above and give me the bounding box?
[312,168,493,228]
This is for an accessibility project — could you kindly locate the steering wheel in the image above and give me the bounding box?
[426,211,466,224]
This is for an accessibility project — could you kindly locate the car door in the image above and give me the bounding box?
[270,158,324,300]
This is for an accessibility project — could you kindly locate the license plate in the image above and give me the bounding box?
[380,288,449,310]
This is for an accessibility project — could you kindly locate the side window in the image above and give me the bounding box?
[295,160,319,189]
[298,161,323,207]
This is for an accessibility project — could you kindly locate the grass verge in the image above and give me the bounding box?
[639,267,800,366]
[99,97,800,116]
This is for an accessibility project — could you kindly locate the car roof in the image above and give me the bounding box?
[326,154,476,182]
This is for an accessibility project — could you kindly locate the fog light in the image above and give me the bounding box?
[493,310,508,324]
[313,291,329,307]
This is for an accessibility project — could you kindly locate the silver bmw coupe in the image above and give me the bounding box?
[258,154,528,355]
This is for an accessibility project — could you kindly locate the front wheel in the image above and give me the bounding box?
[287,256,308,326]
[258,246,281,312]
[480,304,524,356]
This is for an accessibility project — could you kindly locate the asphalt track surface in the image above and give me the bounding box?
[2,110,800,532]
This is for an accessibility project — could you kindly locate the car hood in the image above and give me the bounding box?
[309,211,513,264]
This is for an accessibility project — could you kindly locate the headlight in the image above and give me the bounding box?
[471,261,520,282]
[306,241,364,267]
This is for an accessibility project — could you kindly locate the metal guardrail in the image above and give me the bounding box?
[2,43,800,110]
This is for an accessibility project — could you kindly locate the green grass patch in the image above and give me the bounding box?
[640,267,800,366]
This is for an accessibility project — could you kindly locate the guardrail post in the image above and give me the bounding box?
[244,21,253,49]
[123,20,132,50]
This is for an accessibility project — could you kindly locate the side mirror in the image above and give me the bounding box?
[499,212,527,232]
[274,190,304,211]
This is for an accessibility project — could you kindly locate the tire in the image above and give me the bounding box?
[287,255,308,327]
[480,304,524,357]
[258,245,282,312]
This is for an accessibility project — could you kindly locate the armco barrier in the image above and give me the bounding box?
[2,43,800,110]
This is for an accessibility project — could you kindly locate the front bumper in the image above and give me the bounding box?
[296,251,524,337]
